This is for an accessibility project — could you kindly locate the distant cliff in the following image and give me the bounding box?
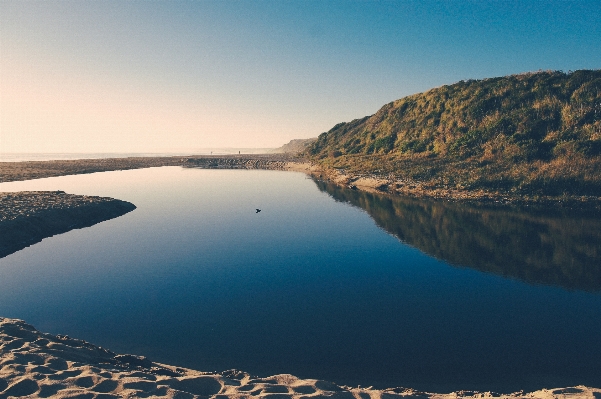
[272,138,317,154]
[0,191,136,258]
[307,70,601,199]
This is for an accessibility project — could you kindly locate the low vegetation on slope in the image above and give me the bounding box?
[307,70,601,198]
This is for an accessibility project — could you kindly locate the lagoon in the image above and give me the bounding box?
[0,166,600,393]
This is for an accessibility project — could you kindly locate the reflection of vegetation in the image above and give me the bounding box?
[316,180,601,292]
[308,70,601,197]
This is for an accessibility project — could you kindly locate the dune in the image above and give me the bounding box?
[1,318,599,399]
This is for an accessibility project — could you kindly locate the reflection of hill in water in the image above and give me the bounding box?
[315,180,601,292]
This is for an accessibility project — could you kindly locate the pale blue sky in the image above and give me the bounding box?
[2,0,600,153]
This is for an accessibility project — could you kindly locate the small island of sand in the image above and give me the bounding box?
[0,191,136,259]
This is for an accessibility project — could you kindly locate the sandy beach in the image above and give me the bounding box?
[1,317,599,399]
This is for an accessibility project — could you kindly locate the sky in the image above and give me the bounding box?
[1,0,600,154]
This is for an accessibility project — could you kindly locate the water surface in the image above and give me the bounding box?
[315,180,601,292]
[0,167,600,393]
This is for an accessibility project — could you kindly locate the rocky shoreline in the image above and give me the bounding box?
[182,157,601,210]
[1,317,599,399]
[308,167,601,211]
[0,191,136,259]
[181,154,303,170]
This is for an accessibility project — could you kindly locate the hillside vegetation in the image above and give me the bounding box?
[307,70,601,199]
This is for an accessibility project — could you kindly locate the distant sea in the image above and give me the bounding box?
[0,149,275,162]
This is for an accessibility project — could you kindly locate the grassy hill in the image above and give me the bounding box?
[307,70,601,199]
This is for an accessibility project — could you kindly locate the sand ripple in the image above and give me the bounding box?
[1,318,598,399]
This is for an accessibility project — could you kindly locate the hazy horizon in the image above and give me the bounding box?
[0,147,280,163]
[2,0,600,153]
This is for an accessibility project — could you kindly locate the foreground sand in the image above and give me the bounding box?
[1,318,599,399]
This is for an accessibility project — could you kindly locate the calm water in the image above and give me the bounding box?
[0,167,600,393]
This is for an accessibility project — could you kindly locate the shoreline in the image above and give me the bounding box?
[1,155,600,209]
[1,317,599,399]
[306,166,601,211]
[0,155,301,184]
